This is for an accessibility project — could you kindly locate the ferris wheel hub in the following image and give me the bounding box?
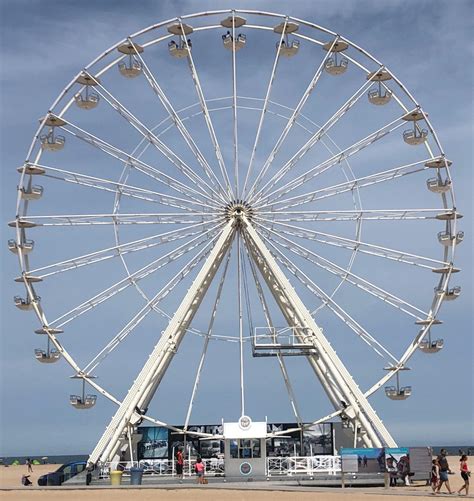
[224,200,254,223]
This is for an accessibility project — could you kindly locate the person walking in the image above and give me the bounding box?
[26,458,33,473]
[457,454,470,496]
[430,459,440,494]
[194,457,205,484]
[176,447,184,480]
[436,448,453,494]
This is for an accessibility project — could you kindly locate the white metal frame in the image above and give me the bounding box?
[10,9,461,469]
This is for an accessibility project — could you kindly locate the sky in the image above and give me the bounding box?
[0,0,473,457]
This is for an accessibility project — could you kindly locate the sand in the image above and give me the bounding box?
[1,459,472,500]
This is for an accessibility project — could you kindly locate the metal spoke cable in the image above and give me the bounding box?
[128,40,230,202]
[250,71,383,204]
[36,163,214,212]
[242,19,287,198]
[183,248,232,431]
[254,113,407,208]
[231,12,240,197]
[258,222,429,319]
[55,118,220,207]
[20,212,219,226]
[255,208,448,222]
[181,22,234,199]
[237,232,245,416]
[50,224,223,328]
[247,36,339,199]
[260,158,432,211]
[256,218,448,269]
[82,231,223,374]
[85,72,227,206]
[256,231,399,363]
[244,245,304,426]
[29,220,219,278]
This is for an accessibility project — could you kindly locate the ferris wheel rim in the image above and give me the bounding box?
[11,9,462,436]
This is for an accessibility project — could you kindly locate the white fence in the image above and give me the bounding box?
[99,455,340,478]
[267,455,341,476]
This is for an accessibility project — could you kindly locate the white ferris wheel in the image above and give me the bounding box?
[10,9,462,466]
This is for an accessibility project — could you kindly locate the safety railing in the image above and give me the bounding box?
[266,455,341,476]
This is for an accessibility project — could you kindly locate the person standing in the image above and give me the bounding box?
[457,454,470,496]
[26,458,33,473]
[436,448,453,494]
[176,447,184,480]
[430,459,440,494]
[194,457,205,484]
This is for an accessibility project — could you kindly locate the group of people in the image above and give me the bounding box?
[175,448,206,484]
[431,449,470,496]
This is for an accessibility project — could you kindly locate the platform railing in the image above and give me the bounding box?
[266,455,341,476]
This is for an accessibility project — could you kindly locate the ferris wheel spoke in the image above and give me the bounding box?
[28,221,216,278]
[83,232,223,374]
[261,158,432,211]
[180,23,233,199]
[256,208,451,222]
[255,111,409,207]
[230,13,240,197]
[246,37,340,200]
[17,212,219,227]
[82,72,228,205]
[49,225,223,328]
[130,43,230,201]
[33,163,213,212]
[257,222,429,319]
[250,71,383,204]
[244,245,304,425]
[53,116,218,206]
[241,20,287,198]
[257,231,399,363]
[256,218,448,270]
[183,247,232,430]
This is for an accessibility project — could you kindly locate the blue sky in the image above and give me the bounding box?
[1,0,472,456]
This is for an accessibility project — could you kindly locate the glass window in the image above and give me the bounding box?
[236,439,261,458]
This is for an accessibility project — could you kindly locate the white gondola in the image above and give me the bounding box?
[40,131,65,151]
[403,128,428,145]
[419,339,444,353]
[435,285,461,300]
[368,87,392,105]
[14,295,40,310]
[323,39,349,75]
[75,91,100,110]
[168,39,192,58]
[438,230,464,246]
[402,109,428,145]
[367,69,392,105]
[118,59,142,78]
[8,239,34,254]
[117,42,144,78]
[35,348,61,363]
[222,32,246,51]
[385,386,412,400]
[325,57,348,75]
[74,73,100,109]
[20,185,43,200]
[426,177,451,193]
[277,39,300,57]
[70,394,97,409]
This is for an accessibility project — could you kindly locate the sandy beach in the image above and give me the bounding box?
[1,459,473,500]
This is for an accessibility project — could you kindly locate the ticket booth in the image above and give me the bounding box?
[223,416,267,478]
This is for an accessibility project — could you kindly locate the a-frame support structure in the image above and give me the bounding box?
[88,214,395,467]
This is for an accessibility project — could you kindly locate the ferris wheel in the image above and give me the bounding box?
[10,9,462,466]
